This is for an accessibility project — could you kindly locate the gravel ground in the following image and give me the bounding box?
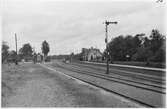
[2,62,144,107]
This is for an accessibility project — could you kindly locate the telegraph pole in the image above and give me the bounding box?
[15,33,18,65]
[104,20,117,74]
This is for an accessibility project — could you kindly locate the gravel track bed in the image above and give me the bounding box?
[47,61,165,107]
[56,62,165,93]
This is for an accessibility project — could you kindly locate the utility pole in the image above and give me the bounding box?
[104,20,117,74]
[15,33,18,65]
[33,46,36,54]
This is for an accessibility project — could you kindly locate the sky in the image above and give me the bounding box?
[1,0,166,55]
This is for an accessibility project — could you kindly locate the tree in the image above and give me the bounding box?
[108,35,126,61]
[149,47,165,62]
[41,40,50,61]
[19,43,33,61]
[7,50,17,63]
[149,29,164,54]
[148,29,166,62]
[131,46,153,62]
[2,41,9,63]
[107,35,142,61]
[131,29,165,63]
[143,37,151,48]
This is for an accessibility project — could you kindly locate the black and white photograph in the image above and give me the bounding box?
[1,0,166,107]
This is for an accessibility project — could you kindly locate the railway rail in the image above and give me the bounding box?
[80,61,165,77]
[52,62,165,94]
[68,63,165,88]
[71,62,165,84]
[83,61,166,71]
[42,62,165,107]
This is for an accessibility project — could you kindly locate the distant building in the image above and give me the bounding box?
[81,47,103,61]
[37,53,43,62]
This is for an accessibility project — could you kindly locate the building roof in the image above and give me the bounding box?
[82,47,102,56]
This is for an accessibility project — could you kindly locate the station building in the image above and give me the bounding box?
[81,47,103,61]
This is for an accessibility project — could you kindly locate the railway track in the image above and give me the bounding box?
[80,61,165,78]
[71,62,165,85]
[43,62,165,107]
[67,62,165,89]
[52,62,165,94]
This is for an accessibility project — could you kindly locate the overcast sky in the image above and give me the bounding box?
[2,0,166,55]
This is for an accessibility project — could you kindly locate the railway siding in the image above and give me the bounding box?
[82,61,166,72]
[56,63,165,94]
[70,62,166,88]
[79,61,165,78]
[45,61,165,107]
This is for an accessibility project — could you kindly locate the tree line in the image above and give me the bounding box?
[3,29,165,65]
[105,29,165,63]
[2,40,50,63]
[50,29,166,65]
